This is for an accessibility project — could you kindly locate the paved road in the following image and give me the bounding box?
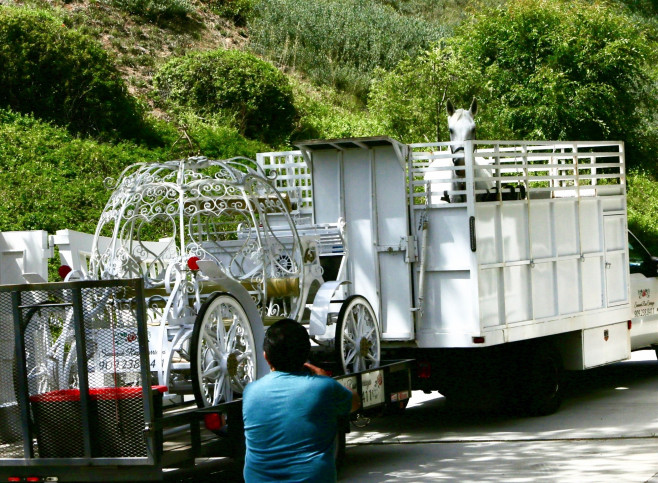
[340,350,658,483]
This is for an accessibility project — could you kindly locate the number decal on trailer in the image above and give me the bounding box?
[633,288,656,318]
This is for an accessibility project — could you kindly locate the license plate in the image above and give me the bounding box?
[361,370,384,408]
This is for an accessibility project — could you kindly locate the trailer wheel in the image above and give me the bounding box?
[335,295,380,374]
[522,345,563,416]
[191,292,258,407]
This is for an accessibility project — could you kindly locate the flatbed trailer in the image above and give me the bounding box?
[0,278,411,482]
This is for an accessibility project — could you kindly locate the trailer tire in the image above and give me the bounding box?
[521,344,563,416]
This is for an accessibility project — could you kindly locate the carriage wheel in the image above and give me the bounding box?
[335,295,381,374]
[191,292,258,407]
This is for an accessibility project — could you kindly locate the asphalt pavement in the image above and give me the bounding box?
[340,350,658,483]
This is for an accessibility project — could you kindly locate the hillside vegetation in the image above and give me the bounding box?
[1,0,658,252]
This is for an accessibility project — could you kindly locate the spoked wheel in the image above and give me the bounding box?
[335,295,381,374]
[191,292,258,407]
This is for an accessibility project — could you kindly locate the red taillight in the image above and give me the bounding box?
[204,412,225,431]
[417,361,431,379]
[8,477,21,482]
[26,478,42,482]
[472,336,485,344]
[58,265,72,279]
[187,256,200,271]
[628,320,632,330]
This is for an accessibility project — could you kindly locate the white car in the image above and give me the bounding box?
[628,231,658,356]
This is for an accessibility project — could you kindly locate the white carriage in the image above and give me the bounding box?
[48,156,378,407]
[259,136,639,413]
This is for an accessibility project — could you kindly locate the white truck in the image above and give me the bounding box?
[258,136,658,415]
[2,136,657,416]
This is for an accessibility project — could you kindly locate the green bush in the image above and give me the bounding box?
[154,49,296,144]
[627,170,658,254]
[291,79,380,140]
[454,0,656,143]
[205,0,256,26]
[183,116,271,159]
[368,43,483,143]
[110,0,193,20]
[0,109,166,235]
[249,0,442,100]
[0,7,149,141]
[368,0,658,154]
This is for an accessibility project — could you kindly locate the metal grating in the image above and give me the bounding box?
[256,151,313,217]
[1,279,161,460]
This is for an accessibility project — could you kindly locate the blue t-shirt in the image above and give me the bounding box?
[242,371,353,482]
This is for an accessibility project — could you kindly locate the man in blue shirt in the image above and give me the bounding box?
[242,319,359,482]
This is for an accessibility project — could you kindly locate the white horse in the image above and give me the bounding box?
[425,98,496,203]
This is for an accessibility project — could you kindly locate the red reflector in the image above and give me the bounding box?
[27,478,42,482]
[628,320,632,330]
[472,336,485,344]
[8,478,21,482]
[204,413,225,431]
[187,256,200,271]
[417,361,431,379]
[58,264,72,279]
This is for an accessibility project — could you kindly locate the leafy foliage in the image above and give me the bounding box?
[457,0,656,143]
[204,0,256,26]
[368,0,657,156]
[110,0,193,20]
[249,0,442,100]
[368,43,483,143]
[182,115,271,159]
[0,7,151,142]
[154,49,296,144]
[291,79,380,140]
[377,0,495,26]
[627,170,658,254]
[0,110,166,235]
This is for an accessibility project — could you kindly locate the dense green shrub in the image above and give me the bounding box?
[291,80,380,140]
[205,0,256,26]
[368,0,658,152]
[183,116,271,159]
[110,0,193,20]
[0,110,165,234]
[249,0,442,99]
[0,7,149,141]
[154,49,296,144]
[455,0,656,142]
[627,170,658,254]
[368,43,483,143]
[376,0,481,26]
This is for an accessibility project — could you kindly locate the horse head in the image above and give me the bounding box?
[425,97,499,204]
[447,97,477,155]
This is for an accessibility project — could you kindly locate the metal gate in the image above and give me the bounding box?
[0,278,163,468]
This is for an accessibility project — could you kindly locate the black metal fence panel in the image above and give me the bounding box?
[0,279,160,461]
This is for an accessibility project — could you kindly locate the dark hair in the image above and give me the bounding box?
[263,319,310,372]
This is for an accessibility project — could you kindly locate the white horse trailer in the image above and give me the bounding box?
[258,136,654,414]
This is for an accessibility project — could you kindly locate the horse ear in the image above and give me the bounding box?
[469,97,478,117]
[446,99,455,117]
